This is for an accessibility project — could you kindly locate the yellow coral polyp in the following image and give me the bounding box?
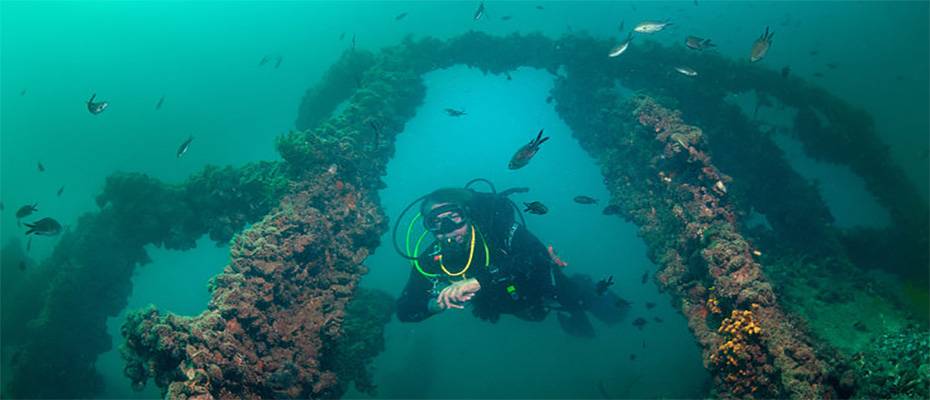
[713,308,763,372]
[706,294,722,315]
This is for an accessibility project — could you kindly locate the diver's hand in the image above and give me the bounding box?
[437,278,481,310]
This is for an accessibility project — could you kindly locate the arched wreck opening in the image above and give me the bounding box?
[4,31,927,399]
[357,64,708,398]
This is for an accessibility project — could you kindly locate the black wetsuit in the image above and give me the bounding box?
[396,192,561,323]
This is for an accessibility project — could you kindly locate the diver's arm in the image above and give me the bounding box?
[396,269,443,322]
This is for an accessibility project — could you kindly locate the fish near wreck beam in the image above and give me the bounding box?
[121,173,389,399]
[549,45,832,396]
[16,30,914,400]
[598,35,927,284]
[629,97,830,398]
[125,33,430,398]
[5,162,289,398]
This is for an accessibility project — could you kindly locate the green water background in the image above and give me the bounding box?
[1,1,927,398]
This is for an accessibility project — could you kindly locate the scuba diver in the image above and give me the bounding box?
[393,179,628,337]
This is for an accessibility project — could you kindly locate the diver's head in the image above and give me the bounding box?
[421,188,474,245]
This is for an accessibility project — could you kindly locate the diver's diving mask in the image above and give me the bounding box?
[424,204,467,235]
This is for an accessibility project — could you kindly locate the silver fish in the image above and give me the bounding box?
[473,2,485,21]
[633,20,671,33]
[177,135,193,158]
[674,66,698,76]
[750,26,774,63]
[608,32,634,57]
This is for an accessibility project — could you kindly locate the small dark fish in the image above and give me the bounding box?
[20,89,27,96]
[523,201,548,215]
[473,1,485,20]
[351,34,357,50]
[602,204,622,215]
[505,72,512,80]
[155,95,165,110]
[595,275,614,296]
[37,162,45,172]
[508,129,549,169]
[618,20,624,32]
[813,72,824,78]
[629,353,637,361]
[653,317,664,323]
[642,340,646,348]
[685,35,715,50]
[19,260,26,271]
[15,203,38,220]
[395,12,408,20]
[57,185,64,197]
[573,195,597,204]
[632,317,647,330]
[826,62,838,70]
[640,271,649,284]
[694,0,698,5]
[26,237,32,252]
[535,5,544,10]
[809,49,819,56]
[24,217,62,236]
[274,55,283,69]
[86,93,108,115]
[259,55,270,66]
[546,95,553,104]
[852,321,868,332]
[444,108,467,117]
[501,15,512,21]
[177,135,193,158]
[645,302,656,309]
[781,66,791,78]
[919,148,929,160]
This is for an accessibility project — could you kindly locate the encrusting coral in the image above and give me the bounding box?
[122,169,388,399]
[7,30,926,399]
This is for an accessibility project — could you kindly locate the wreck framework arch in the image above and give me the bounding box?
[358,64,710,397]
[7,31,927,399]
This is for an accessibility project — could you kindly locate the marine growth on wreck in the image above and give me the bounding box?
[1,4,927,400]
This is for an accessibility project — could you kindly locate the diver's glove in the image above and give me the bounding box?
[436,278,481,310]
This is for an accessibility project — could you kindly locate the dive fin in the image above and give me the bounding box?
[556,310,596,338]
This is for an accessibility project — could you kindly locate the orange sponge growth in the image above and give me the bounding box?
[709,305,772,397]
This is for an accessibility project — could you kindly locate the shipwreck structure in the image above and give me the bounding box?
[4,32,927,399]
